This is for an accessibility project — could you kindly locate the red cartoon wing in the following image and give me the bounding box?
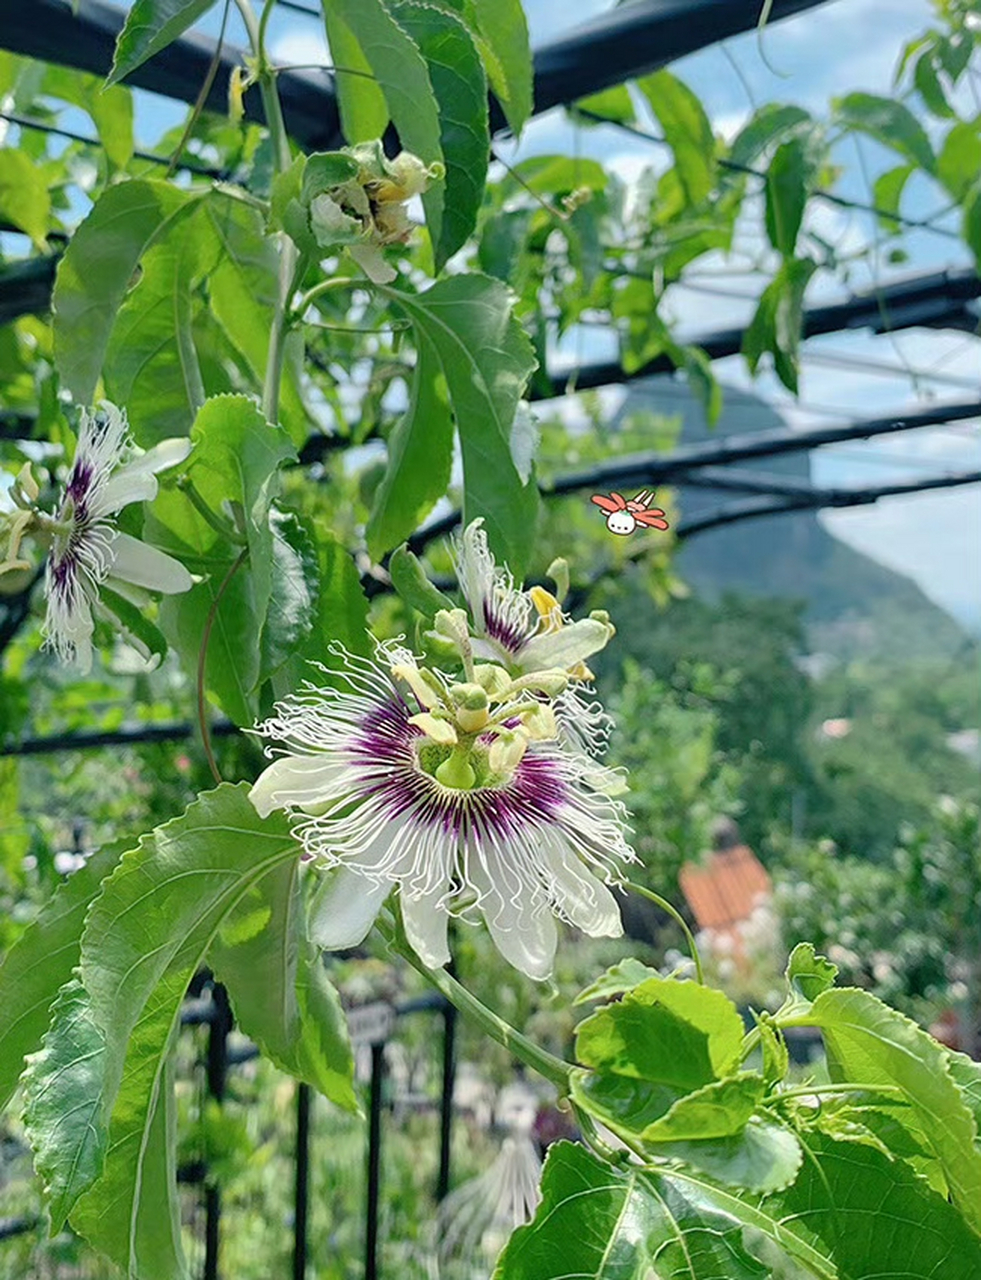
[634,509,670,530]
[591,493,621,513]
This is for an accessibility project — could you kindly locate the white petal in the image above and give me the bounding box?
[108,532,192,593]
[96,438,191,514]
[520,618,612,672]
[401,886,451,970]
[249,755,346,817]
[349,243,397,284]
[471,858,557,979]
[544,843,623,938]
[308,867,388,950]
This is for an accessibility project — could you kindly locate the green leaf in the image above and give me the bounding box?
[366,328,453,559]
[764,138,808,257]
[381,274,538,578]
[0,149,52,248]
[463,0,532,136]
[52,179,193,405]
[495,1141,770,1280]
[323,0,445,254]
[637,70,716,204]
[574,957,661,1005]
[785,941,838,1002]
[680,344,722,427]
[257,508,318,686]
[69,977,185,1280]
[99,584,168,665]
[872,163,914,234]
[0,844,119,1113]
[149,395,295,723]
[656,1119,803,1194]
[392,0,489,269]
[914,50,954,118]
[834,91,935,173]
[729,103,811,170]
[761,1128,981,1279]
[575,976,743,1089]
[21,979,108,1234]
[103,204,218,445]
[742,257,816,394]
[210,860,357,1112]
[807,986,981,1231]
[43,65,134,170]
[571,84,635,127]
[937,121,981,201]
[389,544,456,619]
[205,195,309,446]
[322,12,390,143]
[108,0,217,86]
[964,181,981,267]
[641,1074,765,1142]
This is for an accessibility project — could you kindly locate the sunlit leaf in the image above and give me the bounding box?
[108,0,218,86]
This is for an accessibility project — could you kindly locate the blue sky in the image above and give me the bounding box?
[124,1,981,634]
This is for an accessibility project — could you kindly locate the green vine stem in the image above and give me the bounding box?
[293,276,358,318]
[624,879,704,984]
[197,547,249,785]
[233,0,299,425]
[377,914,572,1092]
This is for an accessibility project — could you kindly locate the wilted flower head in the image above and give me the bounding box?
[250,619,635,979]
[308,140,443,283]
[41,401,192,671]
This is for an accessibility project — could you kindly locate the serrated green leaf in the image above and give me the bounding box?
[149,395,295,723]
[52,179,193,404]
[103,203,219,445]
[108,0,217,86]
[366,328,453,559]
[785,941,838,1002]
[642,1074,765,1142]
[834,91,935,173]
[257,508,318,685]
[44,65,134,170]
[322,10,390,143]
[495,1141,770,1280]
[630,976,746,1077]
[381,274,538,578]
[21,979,108,1234]
[764,137,808,257]
[205,195,310,446]
[574,957,661,1005]
[806,986,981,1231]
[323,0,445,253]
[872,163,914,234]
[391,0,489,269]
[637,70,716,204]
[658,1118,803,1194]
[728,103,811,170]
[210,860,357,1111]
[0,150,51,248]
[389,544,456,619]
[464,0,532,136]
[0,844,120,1113]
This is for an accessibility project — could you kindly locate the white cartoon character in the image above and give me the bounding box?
[590,489,669,536]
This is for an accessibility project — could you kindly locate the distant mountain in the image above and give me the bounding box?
[613,381,969,662]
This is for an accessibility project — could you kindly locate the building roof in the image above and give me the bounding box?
[679,845,772,932]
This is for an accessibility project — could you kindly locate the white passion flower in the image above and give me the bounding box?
[43,401,192,671]
[249,642,636,980]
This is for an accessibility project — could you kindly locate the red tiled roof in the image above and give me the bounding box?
[679,845,772,932]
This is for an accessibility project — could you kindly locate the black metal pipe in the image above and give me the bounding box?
[203,982,232,1280]
[436,999,457,1202]
[365,1043,385,1280]
[293,1084,311,1280]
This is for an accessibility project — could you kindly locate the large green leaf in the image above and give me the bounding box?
[257,508,319,686]
[322,0,445,253]
[460,0,532,136]
[637,70,716,204]
[495,1141,770,1280]
[44,65,134,171]
[0,844,119,1113]
[392,0,489,269]
[21,979,108,1235]
[108,0,218,86]
[52,179,193,404]
[834,91,936,173]
[937,121,981,201]
[805,986,981,1231]
[150,395,295,723]
[728,103,811,170]
[764,138,808,258]
[322,11,389,143]
[381,274,538,577]
[205,195,310,445]
[365,328,453,559]
[0,149,51,247]
[104,204,219,445]
[210,859,357,1112]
